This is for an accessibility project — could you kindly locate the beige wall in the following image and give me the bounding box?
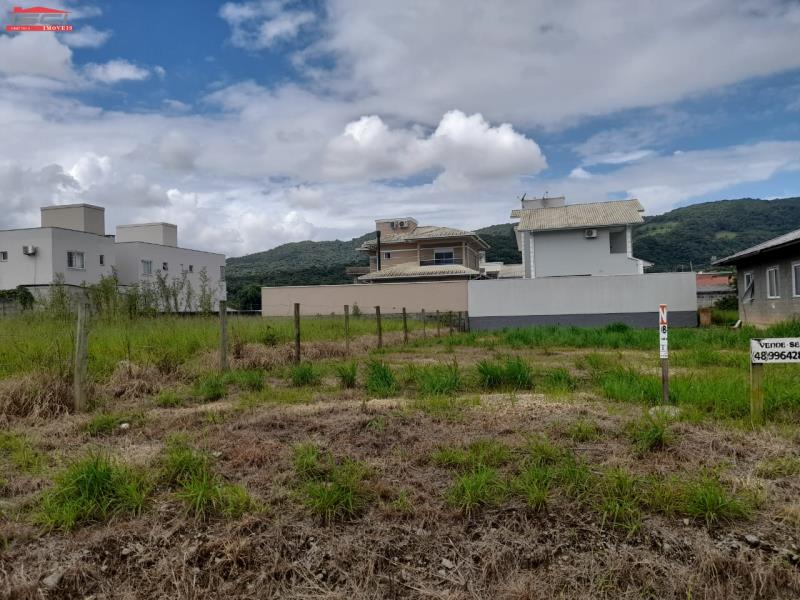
[261,280,468,316]
[368,239,483,271]
[41,205,105,236]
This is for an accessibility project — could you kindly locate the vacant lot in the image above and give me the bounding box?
[2,315,800,599]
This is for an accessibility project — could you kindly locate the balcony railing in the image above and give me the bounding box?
[419,257,463,266]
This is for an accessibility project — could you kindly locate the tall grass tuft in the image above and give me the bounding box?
[289,362,320,387]
[300,457,372,522]
[596,467,643,534]
[475,356,533,390]
[433,439,511,470]
[626,414,674,455]
[0,432,44,473]
[334,361,358,389]
[38,453,150,530]
[223,369,264,391]
[446,465,506,513]
[365,360,397,397]
[414,361,461,396]
[192,374,226,402]
[512,463,551,511]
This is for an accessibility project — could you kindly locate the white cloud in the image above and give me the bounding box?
[569,167,591,179]
[84,59,150,83]
[60,25,111,48]
[0,33,73,80]
[153,65,166,79]
[324,110,547,184]
[219,1,315,49]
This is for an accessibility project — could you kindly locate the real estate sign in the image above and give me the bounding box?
[658,304,668,359]
[750,338,800,364]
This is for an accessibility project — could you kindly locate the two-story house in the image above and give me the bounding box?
[511,196,650,278]
[357,218,489,282]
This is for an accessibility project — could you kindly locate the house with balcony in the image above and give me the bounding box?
[356,218,489,282]
[511,196,651,278]
[0,203,226,311]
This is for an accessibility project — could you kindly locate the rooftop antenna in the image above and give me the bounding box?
[520,193,526,201]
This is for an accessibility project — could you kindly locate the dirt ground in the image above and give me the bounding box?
[2,344,800,599]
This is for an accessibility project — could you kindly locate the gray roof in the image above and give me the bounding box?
[357,262,480,281]
[713,227,800,266]
[512,199,644,232]
[359,225,488,250]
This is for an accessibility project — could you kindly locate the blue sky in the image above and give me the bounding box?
[1,0,800,256]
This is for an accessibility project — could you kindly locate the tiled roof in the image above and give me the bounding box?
[359,225,488,250]
[512,199,644,232]
[713,228,800,266]
[357,262,480,281]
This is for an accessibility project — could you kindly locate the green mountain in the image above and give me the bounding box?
[226,196,800,309]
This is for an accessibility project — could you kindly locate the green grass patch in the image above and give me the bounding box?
[414,361,461,396]
[365,359,397,397]
[155,390,185,408]
[537,367,577,393]
[334,361,358,389]
[192,374,226,402]
[0,432,45,474]
[410,394,479,421]
[626,414,674,455]
[524,434,564,467]
[475,356,533,390]
[37,453,149,530]
[596,467,643,535]
[512,463,551,511]
[446,465,506,513]
[223,369,264,391]
[83,412,143,436]
[600,368,661,404]
[298,452,372,522]
[238,386,316,409]
[681,475,754,526]
[289,362,319,387]
[432,439,511,470]
[755,456,800,479]
[565,418,602,442]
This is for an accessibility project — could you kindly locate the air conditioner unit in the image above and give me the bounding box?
[22,245,37,256]
[398,220,408,228]
[584,228,598,239]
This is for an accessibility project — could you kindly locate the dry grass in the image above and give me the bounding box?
[0,372,73,423]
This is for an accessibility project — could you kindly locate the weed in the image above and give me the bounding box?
[223,369,264,391]
[414,362,461,396]
[512,463,551,511]
[37,453,149,530]
[293,443,328,480]
[365,415,388,433]
[302,458,372,522]
[682,476,753,526]
[433,439,511,470]
[566,418,601,442]
[755,456,800,479]
[390,489,414,514]
[596,467,643,534]
[193,374,226,402]
[290,362,320,387]
[335,361,358,389]
[0,432,44,473]
[83,412,141,436]
[446,465,506,513]
[365,360,397,397]
[627,414,673,455]
[175,471,252,520]
[155,390,184,408]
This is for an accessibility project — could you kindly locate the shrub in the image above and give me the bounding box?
[335,361,358,389]
[446,466,506,513]
[414,361,460,396]
[193,374,226,402]
[365,360,397,397]
[38,453,149,530]
[290,362,319,387]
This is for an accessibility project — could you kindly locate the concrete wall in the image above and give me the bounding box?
[468,272,697,329]
[529,226,641,278]
[261,281,468,316]
[51,228,116,287]
[115,241,226,310]
[0,229,54,288]
[116,223,178,247]
[736,253,800,326]
[41,204,105,236]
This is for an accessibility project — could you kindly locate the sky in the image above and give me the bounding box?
[1,0,800,257]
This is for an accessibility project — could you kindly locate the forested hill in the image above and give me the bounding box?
[226,196,800,308]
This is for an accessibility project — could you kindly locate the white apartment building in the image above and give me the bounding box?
[0,204,226,310]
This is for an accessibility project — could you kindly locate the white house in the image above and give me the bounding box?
[0,204,226,310]
[511,196,651,278]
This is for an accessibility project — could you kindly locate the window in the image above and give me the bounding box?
[766,266,780,299]
[67,251,85,270]
[0,250,7,262]
[141,260,153,276]
[188,265,194,273]
[609,230,627,254]
[433,248,455,265]
[162,262,169,271]
[220,265,226,280]
[99,254,105,266]
[793,263,800,297]
[383,251,391,260]
[743,272,754,302]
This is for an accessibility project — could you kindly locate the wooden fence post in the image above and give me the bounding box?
[375,306,383,349]
[219,300,228,372]
[436,310,440,337]
[73,302,89,412]
[402,307,408,344]
[293,303,301,363]
[750,361,764,426]
[344,304,350,355]
[448,311,454,335]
